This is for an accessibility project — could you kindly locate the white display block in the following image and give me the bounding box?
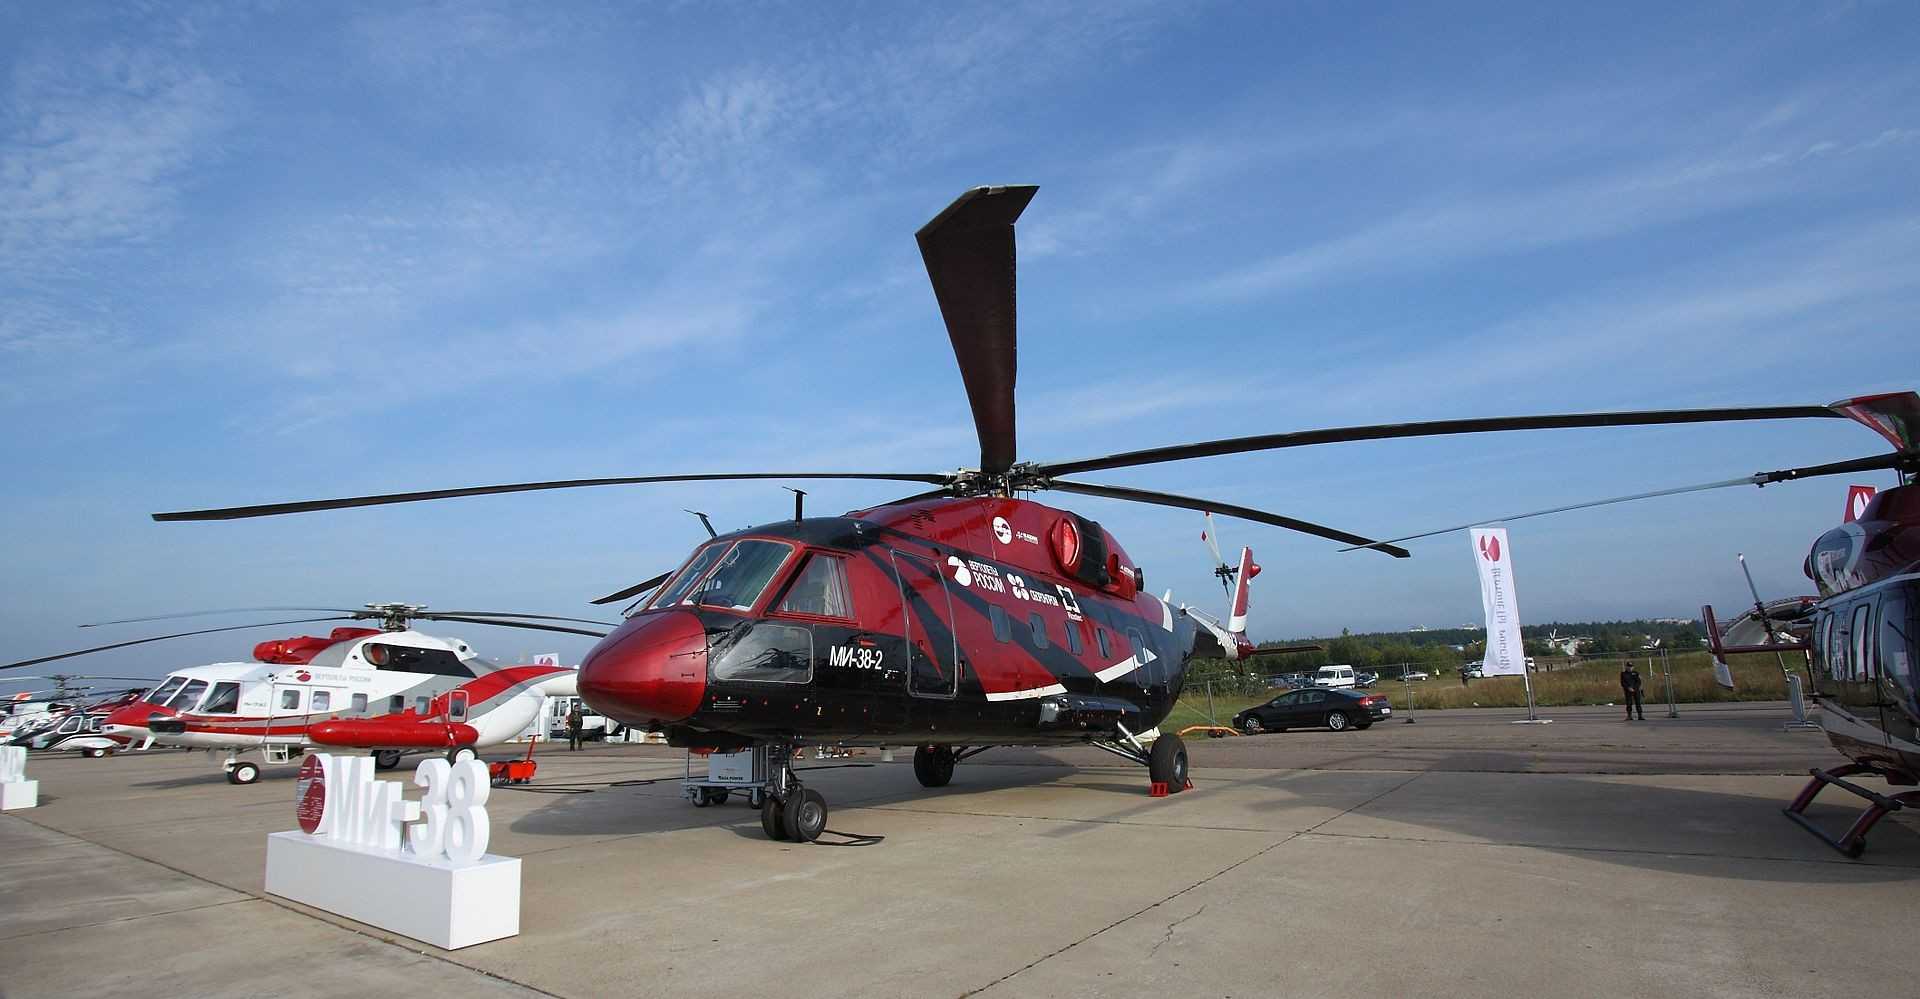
[265,831,520,949]
[1,780,38,810]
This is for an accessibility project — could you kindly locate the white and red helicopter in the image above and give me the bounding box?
[3,604,602,784]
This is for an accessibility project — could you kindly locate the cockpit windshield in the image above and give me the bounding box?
[694,540,794,611]
[650,539,795,613]
[166,679,208,710]
[144,676,188,705]
[647,543,730,611]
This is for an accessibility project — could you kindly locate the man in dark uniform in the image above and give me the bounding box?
[1620,663,1645,721]
[567,702,585,751]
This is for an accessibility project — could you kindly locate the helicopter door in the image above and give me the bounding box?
[269,681,307,747]
[447,690,471,725]
[891,551,960,698]
[1877,593,1917,751]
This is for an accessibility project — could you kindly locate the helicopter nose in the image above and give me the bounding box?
[578,610,707,726]
[102,702,167,737]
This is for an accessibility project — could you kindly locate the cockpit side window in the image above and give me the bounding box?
[166,679,208,710]
[776,553,854,619]
[202,682,241,714]
[1852,603,1875,682]
[144,676,187,705]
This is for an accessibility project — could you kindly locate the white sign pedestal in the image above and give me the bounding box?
[1,779,38,811]
[265,832,520,949]
[0,747,35,810]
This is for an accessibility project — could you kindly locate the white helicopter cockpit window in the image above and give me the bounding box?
[144,676,188,705]
[647,543,731,611]
[776,554,853,619]
[57,714,83,734]
[695,540,795,612]
[166,679,208,710]
[202,682,241,714]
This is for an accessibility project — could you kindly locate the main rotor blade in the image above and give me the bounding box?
[152,471,952,522]
[416,611,618,627]
[420,615,609,638]
[588,573,672,606]
[1341,451,1913,552]
[1034,405,1844,478]
[80,607,357,628]
[1,617,357,672]
[1045,479,1411,558]
[917,184,1038,476]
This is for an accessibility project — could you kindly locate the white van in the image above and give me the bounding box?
[1313,665,1357,689]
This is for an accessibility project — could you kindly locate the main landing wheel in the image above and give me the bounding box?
[783,788,829,843]
[446,746,477,764]
[913,745,956,787]
[761,795,789,840]
[374,749,404,770]
[1148,733,1188,793]
[227,761,261,785]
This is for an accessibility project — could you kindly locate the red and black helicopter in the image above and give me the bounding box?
[148,185,1918,843]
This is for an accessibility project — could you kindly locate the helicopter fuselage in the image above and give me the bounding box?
[579,496,1206,749]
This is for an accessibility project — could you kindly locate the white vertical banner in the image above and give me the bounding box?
[1470,527,1528,677]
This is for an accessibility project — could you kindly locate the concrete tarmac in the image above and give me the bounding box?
[2,701,1915,998]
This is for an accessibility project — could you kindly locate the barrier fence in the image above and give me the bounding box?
[1174,647,1816,728]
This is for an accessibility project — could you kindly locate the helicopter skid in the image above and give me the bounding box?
[1782,763,1920,858]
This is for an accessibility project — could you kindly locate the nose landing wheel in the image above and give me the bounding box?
[756,743,830,843]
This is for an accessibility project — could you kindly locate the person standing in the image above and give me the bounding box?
[1619,663,1645,721]
[567,702,584,751]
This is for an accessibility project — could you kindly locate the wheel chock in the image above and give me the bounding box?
[1150,781,1170,797]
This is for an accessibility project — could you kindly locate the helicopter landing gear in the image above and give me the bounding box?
[1783,763,1920,858]
[226,759,261,785]
[1089,726,1190,797]
[446,746,477,765]
[913,745,955,787]
[374,749,404,770]
[755,742,829,843]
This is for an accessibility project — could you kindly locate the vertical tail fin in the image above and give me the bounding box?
[1225,547,1262,658]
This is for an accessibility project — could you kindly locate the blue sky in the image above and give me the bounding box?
[3,1,1916,686]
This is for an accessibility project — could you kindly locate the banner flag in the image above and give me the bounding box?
[1470,527,1528,677]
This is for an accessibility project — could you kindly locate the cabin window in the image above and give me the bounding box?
[58,714,83,734]
[1127,628,1150,681]
[1879,597,1913,688]
[167,679,208,710]
[1065,622,1083,655]
[1096,628,1111,659]
[990,605,1011,643]
[416,696,430,714]
[777,554,854,619]
[1852,603,1875,682]
[312,690,333,712]
[202,682,241,715]
[710,622,813,684]
[279,689,302,711]
[351,693,368,713]
[1030,613,1049,650]
[144,677,187,705]
[389,695,405,713]
[1825,612,1847,681]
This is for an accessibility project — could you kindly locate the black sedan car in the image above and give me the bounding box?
[1233,687,1392,733]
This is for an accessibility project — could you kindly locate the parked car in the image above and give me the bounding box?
[1356,671,1378,688]
[1402,669,1431,681]
[1234,688,1392,733]
[1460,662,1484,679]
[1313,665,1357,688]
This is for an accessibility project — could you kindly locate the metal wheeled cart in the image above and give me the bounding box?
[683,745,768,808]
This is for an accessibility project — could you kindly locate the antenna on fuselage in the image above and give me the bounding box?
[783,487,806,522]
[685,509,717,538]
